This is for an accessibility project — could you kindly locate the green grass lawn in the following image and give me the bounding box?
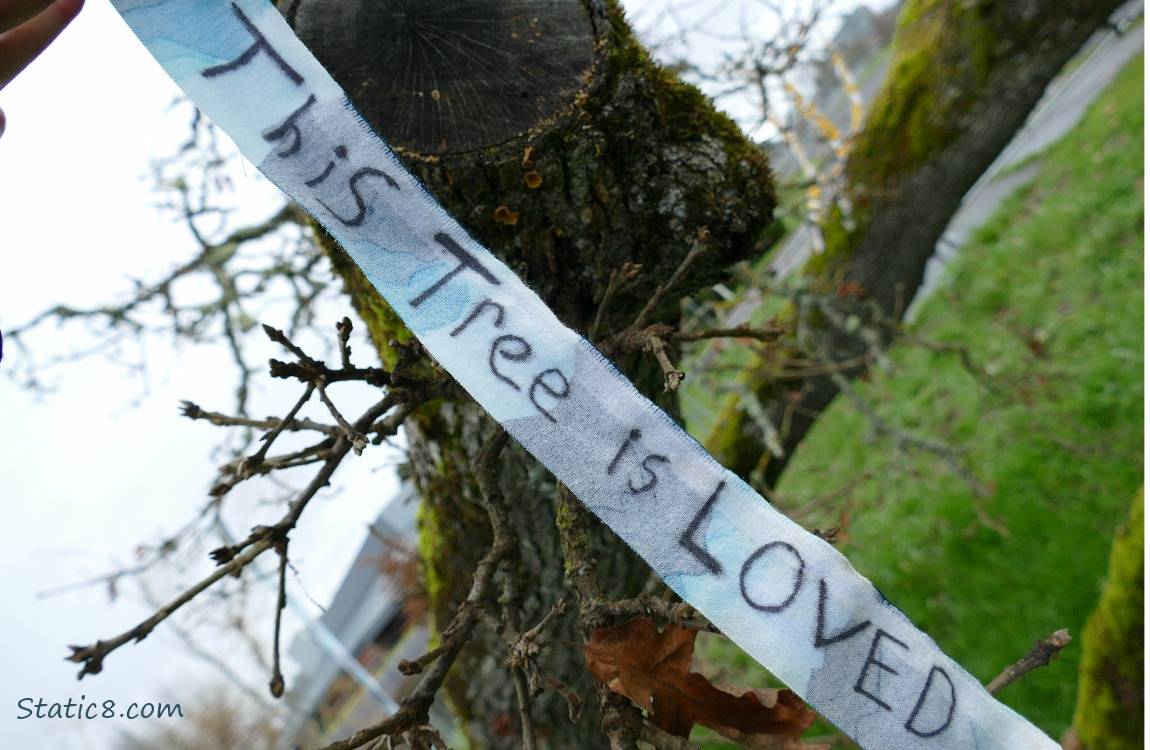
[689,53,1144,744]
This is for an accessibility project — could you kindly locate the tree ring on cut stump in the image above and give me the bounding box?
[285,0,597,155]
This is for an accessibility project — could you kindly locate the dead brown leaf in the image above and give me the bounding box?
[710,684,831,749]
[581,617,816,741]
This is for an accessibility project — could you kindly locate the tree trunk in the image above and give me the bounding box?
[284,1,776,745]
[706,0,1125,489]
[1069,488,1143,750]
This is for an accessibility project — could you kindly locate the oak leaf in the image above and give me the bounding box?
[582,617,816,740]
[710,684,831,749]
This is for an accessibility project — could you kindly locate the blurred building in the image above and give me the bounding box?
[282,484,453,748]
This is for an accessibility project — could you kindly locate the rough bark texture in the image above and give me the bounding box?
[284,1,777,746]
[1070,488,1144,750]
[706,0,1125,489]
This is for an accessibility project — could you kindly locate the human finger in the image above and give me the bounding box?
[0,0,55,35]
[0,0,82,90]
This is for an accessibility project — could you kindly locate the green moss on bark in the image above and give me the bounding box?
[850,0,996,189]
[805,0,1002,282]
[1072,488,1144,749]
[318,227,415,371]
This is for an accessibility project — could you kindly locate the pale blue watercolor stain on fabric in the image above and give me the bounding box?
[120,0,250,61]
[105,1,1068,746]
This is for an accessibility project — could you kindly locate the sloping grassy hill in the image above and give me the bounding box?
[772,53,1144,738]
[691,52,1143,746]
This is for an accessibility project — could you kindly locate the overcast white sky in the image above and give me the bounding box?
[0,1,882,747]
[0,2,407,745]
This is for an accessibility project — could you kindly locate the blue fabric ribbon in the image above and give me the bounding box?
[107,1,1058,747]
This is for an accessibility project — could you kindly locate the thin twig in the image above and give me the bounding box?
[497,519,538,750]
[633,227,711,330]
[554,485,643,748]
[397,640,456,676]
[180,398,334,437]
[75,364,407,677]
[670,322,785,343]
[590,262,641,343]
[986,629,1072,695]
[278,396,402,531]
[900,330,985,380]
[246,382,320,476]
[269,538,290,698]
[337,316,355,369]
[521,599,568,644]
[512,658,539,750]
[67,536,276,678]
[317,381,368,455]
[319,426,515,750]
[596,593,718,633]
[648,335,686,392]
[262,322,312,361]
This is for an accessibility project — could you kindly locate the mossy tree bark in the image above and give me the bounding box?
[706,0,1126,489]
[283,1,776,746]
[1070,488,1143,750]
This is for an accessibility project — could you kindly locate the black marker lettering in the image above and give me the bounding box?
[319,167,400,227]
[853,629,909,711]
[905,666,956,738]
[814,579,872,648]
[305,161,335,187]
[488,334,532,390]
[450,299,506,337]
[529,368,570,422]
[202,3,304,84]
[262,94,316,157]
[740,540,805,611]
[304,145,348,187]
[410,233,500,307]
[680,481,726,576]
[608,429,642,475]
[629,454,669,494]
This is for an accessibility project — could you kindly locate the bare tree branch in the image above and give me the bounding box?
[987,629,1073,696]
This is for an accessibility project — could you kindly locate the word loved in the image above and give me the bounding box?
[107,0,1063,746]
[681,482,957,739]
[604,424,958,740]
